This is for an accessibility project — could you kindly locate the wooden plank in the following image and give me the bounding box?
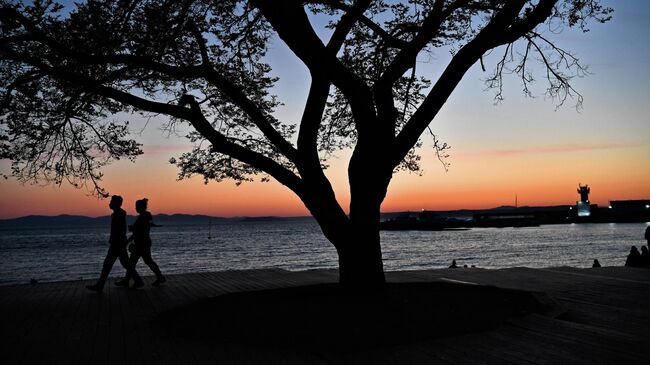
[89,281,110,365]
[497,323,631,364]
[107,284,127,365]
[42,277,83,363]
[18,281,69,363]
[141,283,189,364]
[126,286,165,365]
[3,284,42,361]
[506,314,650,364]
[439,331,543,365]
[549,266,650,283]
[484,326,595,364]
[116,286,145,365]
[62,279,100,364]
[557,298,650,337]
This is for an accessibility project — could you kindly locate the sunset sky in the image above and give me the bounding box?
[0,0,648,219]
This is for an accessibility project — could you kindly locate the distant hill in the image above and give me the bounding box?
[152,214,228,226]
[0,206,576,228]
[0,214,109,228]
[0,213,313,228]
[237,216,293,222]
[0,214,222,228]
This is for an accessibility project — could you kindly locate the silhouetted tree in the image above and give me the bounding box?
[0,0,611,286]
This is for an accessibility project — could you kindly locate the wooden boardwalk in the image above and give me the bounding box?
[2,267,649,364]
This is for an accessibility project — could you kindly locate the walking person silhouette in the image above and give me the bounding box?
[86,195,142,292]
[116,198,166,288]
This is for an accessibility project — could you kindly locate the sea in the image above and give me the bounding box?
[0,219,648,286]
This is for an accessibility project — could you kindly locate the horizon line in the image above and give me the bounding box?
[3,202,641,221]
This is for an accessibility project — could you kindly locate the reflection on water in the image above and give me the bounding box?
[0,221,647,285]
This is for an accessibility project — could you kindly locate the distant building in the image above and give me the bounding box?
[609,200,650,210]
[607,200,650,222]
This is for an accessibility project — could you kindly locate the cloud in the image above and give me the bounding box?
[456,142,643,159]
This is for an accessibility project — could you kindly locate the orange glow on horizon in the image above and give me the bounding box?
[1,141,648,219]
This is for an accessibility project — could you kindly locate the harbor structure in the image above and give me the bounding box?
[576,183,592,217]
[381,183,649,230]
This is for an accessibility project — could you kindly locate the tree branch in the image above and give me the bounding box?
[1,42,304,193]
[185,21,300,164]
[2,6,300,166]
[372,0,461,142]
[377,0,463,89]
[326,0,370,52]
[252,0,376,133]
[177,95,303,191]
[313,0,408,50]
[392,0,535,166]
[297,77,330,168]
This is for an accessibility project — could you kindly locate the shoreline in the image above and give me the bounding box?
[2,259,645,287]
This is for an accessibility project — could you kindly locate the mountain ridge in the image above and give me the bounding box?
[0,213,315,228]
[0,205,575,227]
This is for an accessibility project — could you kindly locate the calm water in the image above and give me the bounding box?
[0,220,647,285]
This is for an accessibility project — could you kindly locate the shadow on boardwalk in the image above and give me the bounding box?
[2,267,650,364]
[159,281,552,350]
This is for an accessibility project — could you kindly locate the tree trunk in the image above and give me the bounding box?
[339,149,391,289]
[298,142,391,289]
[336,225,386,289]
[300,176,387,290]
[303,193,386,289]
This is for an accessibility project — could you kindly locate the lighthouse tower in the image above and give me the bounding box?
[576,183,591,217]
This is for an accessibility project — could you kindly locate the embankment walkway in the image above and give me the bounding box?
[2,267,649,364]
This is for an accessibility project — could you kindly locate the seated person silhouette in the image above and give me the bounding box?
[592,259,601,268]
[624,246,642,267]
